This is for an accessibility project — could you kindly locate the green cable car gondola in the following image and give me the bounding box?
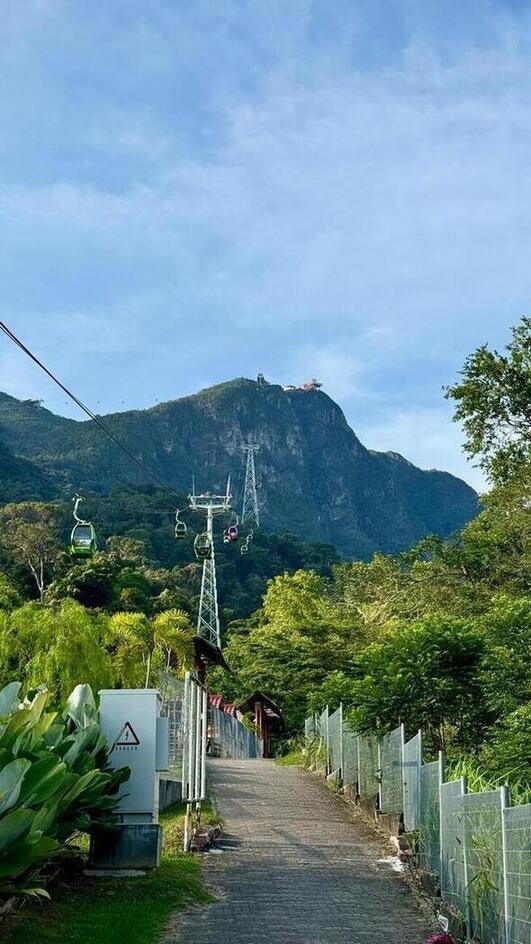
[70,494,97,557]
[70,522,97,556]
[194,532,212,560]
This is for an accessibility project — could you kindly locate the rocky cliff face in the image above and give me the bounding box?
[0,379,478,557]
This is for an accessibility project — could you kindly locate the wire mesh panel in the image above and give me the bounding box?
[419,757,442,875]
[210,708,262,759]
[403,731,422,831]
[503,803,531,944]
[305,713,317,744]
[358,735,379,799]
[328,705,343,776]
[315,707,329,776]
[463,788,507,944]
[380,724,404,813]
[159,671,185,777]
[342,726,358,789]
[440,778,467,918]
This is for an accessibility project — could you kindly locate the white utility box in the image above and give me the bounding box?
[98,689,169,824]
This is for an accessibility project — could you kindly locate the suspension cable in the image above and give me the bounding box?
[0,320,173,492]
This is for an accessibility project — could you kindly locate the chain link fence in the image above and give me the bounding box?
[418,755,443,875]
[358,734,379,800]
[379,724,404,813]
[503,803,531,944]
[403,730,422,832]
[304,707,531,944]
[328,705,343,776]
[210,706,263,759]
[342,725,358,789]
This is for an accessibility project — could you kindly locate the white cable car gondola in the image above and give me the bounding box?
[70,495,97,557]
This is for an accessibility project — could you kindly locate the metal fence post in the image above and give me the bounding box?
[377,737,382,810]
[339,703,344,780]
[400,722,406,816]
[325,706,330,776]
[500,785,511,944]
[438,750,445,882]
[461,777,471,942]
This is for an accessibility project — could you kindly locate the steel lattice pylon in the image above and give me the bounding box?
[189,482,231,650]
[242,443,260,528]
[197,553,220,647]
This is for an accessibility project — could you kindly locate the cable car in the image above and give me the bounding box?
[175,521,187,539]
[174,509,187,540]
[228,525,239,542]
[70,522,97,556]
[70,495,97,557]
[194,533,212,560]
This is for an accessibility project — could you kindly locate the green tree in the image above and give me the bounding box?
[0,573,21,610]
[349,615,488,753]
[0,600,113,698]
[480,595,531,720]
[446,315,531,483]
[109,609,194,688]
[218,570,363,730]
[0,502,63,600]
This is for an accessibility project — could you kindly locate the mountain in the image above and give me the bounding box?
[0,379,478,557]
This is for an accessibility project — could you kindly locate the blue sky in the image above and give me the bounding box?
[1,1,530,491]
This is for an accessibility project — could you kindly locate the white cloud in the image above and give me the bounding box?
[0,2,528,481]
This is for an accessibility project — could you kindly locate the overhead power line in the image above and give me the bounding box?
[0,320,172,492]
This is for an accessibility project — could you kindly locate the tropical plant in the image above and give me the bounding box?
[0,682,129,898]
[109,609,194,688]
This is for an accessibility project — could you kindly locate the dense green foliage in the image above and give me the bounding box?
[214,483,530,783]
[0,683,129,897]
[3,804,211,944]
[0,600,194,696]
[446,315,531,483]
[212,317,531,788]
[0,488,340,623]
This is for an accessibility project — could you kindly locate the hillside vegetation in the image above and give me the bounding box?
[0,378,478,558]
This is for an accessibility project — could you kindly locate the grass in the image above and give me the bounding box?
[275,748,306,767]
[3,803,215,944]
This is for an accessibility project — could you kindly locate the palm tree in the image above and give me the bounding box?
[109,609,194,688]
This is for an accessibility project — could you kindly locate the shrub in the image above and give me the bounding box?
[0,681,129,898]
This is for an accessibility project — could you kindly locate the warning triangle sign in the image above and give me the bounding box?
[115,721,140,746]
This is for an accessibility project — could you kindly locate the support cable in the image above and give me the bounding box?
[0,320,172,492]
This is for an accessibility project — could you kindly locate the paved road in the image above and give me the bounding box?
[165,758,430,944]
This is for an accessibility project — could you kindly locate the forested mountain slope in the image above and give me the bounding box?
[0,379,478,556]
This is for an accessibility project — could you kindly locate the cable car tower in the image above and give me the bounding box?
[242,442,260,529]
[188,478,232,649]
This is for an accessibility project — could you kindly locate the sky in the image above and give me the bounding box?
[1,1,530,492]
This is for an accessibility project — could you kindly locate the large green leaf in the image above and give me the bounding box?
[0,758,31,815]
[0,835,59,879]
[18,755,68,807]
[0,809,34,856]
[0,682,21,718]
[66,684,97,729]
[0,708,31,754]
[60,724,100,769]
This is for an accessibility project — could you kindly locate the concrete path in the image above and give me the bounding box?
[165,758,430,944]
